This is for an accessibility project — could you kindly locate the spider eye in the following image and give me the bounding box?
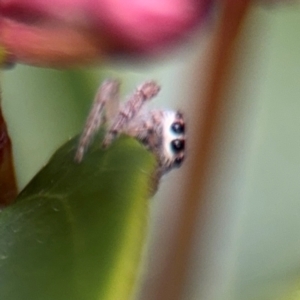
[174,155,184,167]
[171,139,185,153]
[171,122,185,134]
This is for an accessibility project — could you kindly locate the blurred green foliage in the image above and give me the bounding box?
[0,131,156,300]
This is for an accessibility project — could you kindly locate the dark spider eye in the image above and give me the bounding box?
[171,122,185,134]
[171,139,185,152]
[174,155,184,167]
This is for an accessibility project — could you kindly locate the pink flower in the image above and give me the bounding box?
[0,0,211,67]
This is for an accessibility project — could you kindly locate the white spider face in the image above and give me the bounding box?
[161,111,185,170]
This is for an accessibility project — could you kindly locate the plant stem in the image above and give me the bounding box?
[0,81,18,206]
[152,1,253,299]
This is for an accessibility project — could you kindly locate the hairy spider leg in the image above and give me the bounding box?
[103,81,160,146]
[75,79,120,162]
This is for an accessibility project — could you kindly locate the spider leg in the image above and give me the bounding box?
[103,81,160,146]
[75,79,120,162]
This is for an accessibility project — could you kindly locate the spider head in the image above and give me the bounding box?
[162,111,185,171]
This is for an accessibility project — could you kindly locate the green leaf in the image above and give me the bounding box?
[0,132,156,300]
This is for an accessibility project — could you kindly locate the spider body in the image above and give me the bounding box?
[75,79,185,176]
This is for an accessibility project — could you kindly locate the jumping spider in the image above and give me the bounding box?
[75,79,185,177]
